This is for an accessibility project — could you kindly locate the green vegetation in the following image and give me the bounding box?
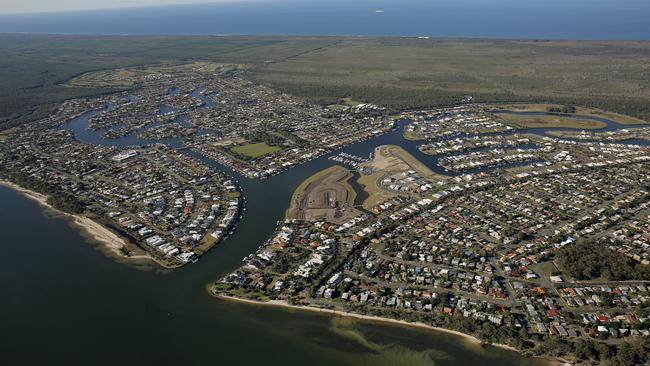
[68,62,236,88]
[286,165,341,219]
[592,110,649,125]
[548,105,577,114]
[118,245,133,257]
[196,234,219,253]
[250,38,650,119]
[0,34,337,130]
[212,283,270,301]
[494,103,648,125]
[1,170,86,214]
[226,191,241,199]
[3,34,650,130]
[46,192,86,214]
[537,261,561,278]
[495,112,607,129]
[358,302,650,363]
[534,337,650,365]
[570,338,650,366]
[231,142,282,158]
[403,130,426,141]
[381,145,440,180]
[356,170,393,211]
[338,97,361,106]
[327,97,363,111]
[243,130,307,148]
[555,240,650,281]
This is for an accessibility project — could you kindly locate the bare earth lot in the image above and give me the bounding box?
[286,165,361,224]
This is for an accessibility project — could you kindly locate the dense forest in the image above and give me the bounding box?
[556,240,650,281]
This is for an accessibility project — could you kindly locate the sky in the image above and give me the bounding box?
[0,0,244,14]
[0,0,642,16]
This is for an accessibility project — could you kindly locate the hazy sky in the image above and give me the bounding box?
[0,0,244,14]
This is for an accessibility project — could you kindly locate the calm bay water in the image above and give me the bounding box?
[1,0,649,40]
[0,144,549,366]
[3,106,646,364]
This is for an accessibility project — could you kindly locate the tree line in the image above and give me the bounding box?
[1,170,86,214]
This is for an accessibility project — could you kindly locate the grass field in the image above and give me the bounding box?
[592,110,648,125]
[337,97,362,107]
[231,142,281,158]
[403,130,427,141]
[356,170,395,211]
[537,261,561,278]
[226,191,242,199]
[327,97,364,111]
[381,145,442,180]
[196,234,219,254]
[2,34,650,129]
[493,103,648,125]
[495,113,608,129]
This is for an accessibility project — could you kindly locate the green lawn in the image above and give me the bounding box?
[226,191,242,199]
[232,142,281,157]
[403,129,426,141]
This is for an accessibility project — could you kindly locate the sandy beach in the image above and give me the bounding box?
[215,293,508,347]
[0,179,154,264]
[214,293,573,365]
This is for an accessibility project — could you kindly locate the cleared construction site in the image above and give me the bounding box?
[286,165,362,224]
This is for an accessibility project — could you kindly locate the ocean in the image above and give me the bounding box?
[0,0,649,40]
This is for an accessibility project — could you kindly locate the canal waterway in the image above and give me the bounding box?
[2,105,647,365]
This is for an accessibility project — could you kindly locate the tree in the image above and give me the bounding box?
[556,240,650,281]
[574,339,597,361]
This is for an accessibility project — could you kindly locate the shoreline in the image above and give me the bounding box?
[212,292,570,365]
[0,179,157,267]
[214,293,490,346]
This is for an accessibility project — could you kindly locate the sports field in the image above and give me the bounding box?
[231,143,281,158]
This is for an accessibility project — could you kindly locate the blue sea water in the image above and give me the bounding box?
[0,0,649,40]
